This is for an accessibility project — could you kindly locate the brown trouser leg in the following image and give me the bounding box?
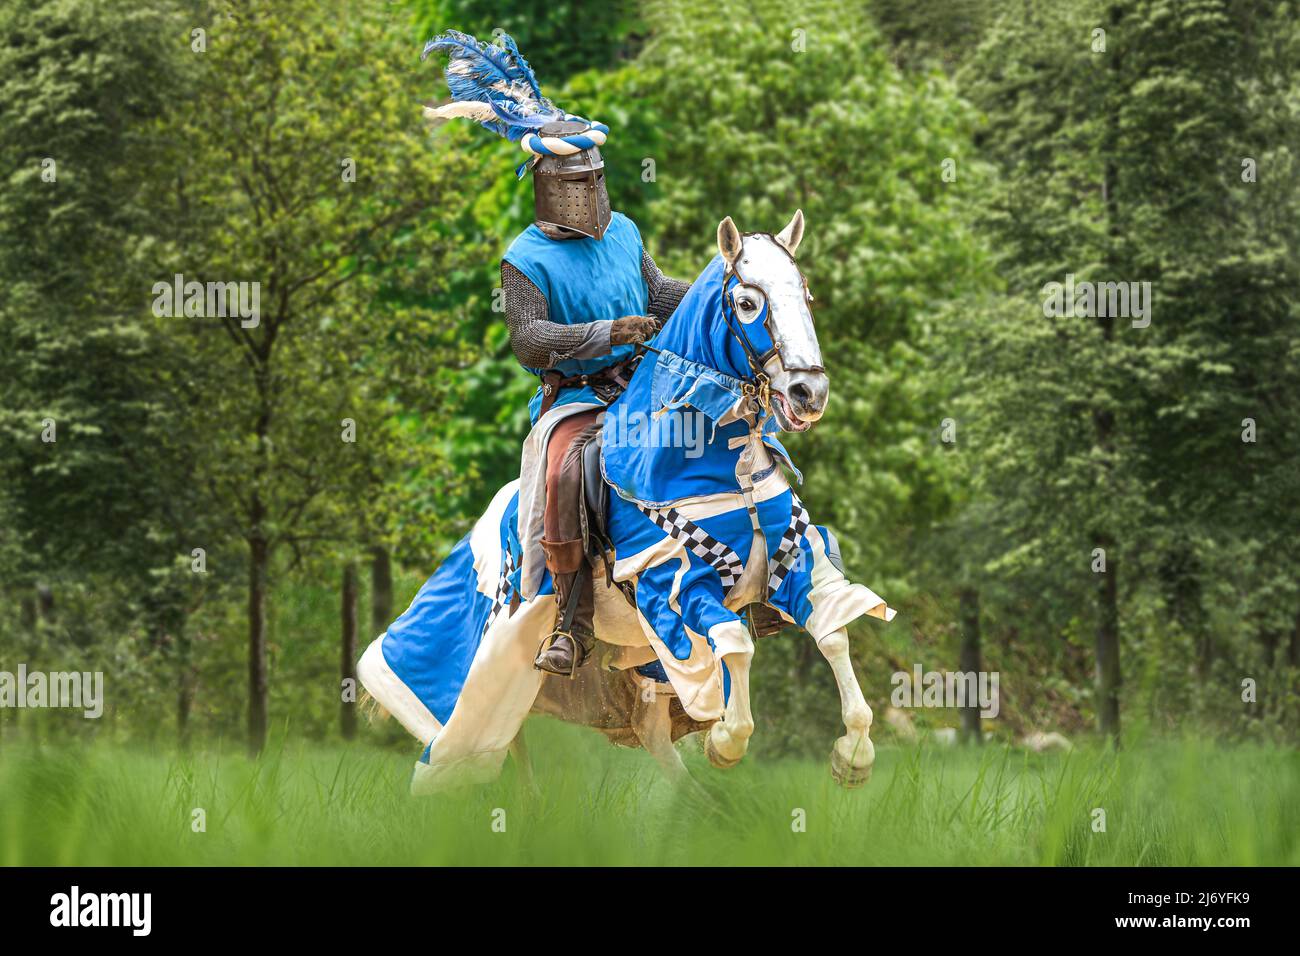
[541,409,602,645]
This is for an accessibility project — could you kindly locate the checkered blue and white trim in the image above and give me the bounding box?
[635,495,812,599]
[767,497,812,596]
[634,504,747,591]
[485,546,517,632]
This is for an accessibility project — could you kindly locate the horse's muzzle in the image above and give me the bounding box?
[784,369,829,422]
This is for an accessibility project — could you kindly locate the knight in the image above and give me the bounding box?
[422,31,691,676]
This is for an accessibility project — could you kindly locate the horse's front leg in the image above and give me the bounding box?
[704,620,755,769]
[630,559,756,770]
[816,626,875,787]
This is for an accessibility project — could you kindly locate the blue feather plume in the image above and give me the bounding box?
[421,30,564,142]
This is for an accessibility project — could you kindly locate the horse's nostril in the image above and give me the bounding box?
[790,383,813,408]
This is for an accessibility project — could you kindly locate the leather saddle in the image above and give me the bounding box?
[579,429,633,604]
[581,428,609,547]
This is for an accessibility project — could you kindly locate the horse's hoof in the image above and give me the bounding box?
[704,729,742,770]
[831,746,872,789]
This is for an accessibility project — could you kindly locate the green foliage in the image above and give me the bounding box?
[951,0,1300,739]
[160,0,481,549]
[409,0,645,84]
[0,0,224,718]
[0,0,203,582]
[2,0,1297,760]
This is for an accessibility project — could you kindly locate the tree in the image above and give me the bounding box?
[0,0,226,743]
[958,0,1300,742]
[157,0,480,754]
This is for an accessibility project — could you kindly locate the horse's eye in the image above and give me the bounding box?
[738,298,755,311]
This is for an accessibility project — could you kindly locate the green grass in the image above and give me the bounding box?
[1,721,1297,866]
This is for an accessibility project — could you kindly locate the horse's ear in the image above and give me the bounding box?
[717,216,743,267]
[776,209,804,257]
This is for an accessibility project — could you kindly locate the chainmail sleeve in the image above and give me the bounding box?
[642,249,691,322]
[502,260,612,369]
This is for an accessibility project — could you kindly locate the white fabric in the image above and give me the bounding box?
[516,401,603,600]
[799,526,897,637]
[357,636,441,745]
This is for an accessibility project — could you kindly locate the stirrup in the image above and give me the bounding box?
[533,629,589,679]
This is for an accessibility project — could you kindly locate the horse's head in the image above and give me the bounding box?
[716,211,827,432]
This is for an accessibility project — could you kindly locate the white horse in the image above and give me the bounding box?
[358,212,894,793]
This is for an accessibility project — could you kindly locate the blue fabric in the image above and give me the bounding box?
[605,486,816,661]
[601,255,801,507]
[635,659,670,683]
[653,256,776,381]
[381,492,552,726]
[381,531,493,726]
[504,212,648,425]
[651,348,749,423]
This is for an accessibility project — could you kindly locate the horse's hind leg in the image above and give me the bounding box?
[631,679,695,786]
[816,626,875,787]
[508,728,539,798]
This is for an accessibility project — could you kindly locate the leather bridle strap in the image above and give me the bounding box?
[719,268,773,415]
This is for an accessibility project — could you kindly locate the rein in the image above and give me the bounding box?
[719,268,774,418]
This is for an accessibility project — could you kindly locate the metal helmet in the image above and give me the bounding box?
[531,120,611,241]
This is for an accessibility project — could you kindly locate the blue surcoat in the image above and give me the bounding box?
[503,212,648,424]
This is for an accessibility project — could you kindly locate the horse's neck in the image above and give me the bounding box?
[616,262,774,484]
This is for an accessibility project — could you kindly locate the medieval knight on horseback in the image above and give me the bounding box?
[502,130,692,676]
[365,30,897,796]
[422,32,691,676]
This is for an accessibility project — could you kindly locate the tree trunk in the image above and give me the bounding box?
[341,560,359,740]
[1095,533,1121,744]
[1094,7,1123,747]
[958,587,982,744]
[177,626,194,749]
[248,380,272,757]
[370,545,392,637]
[247,524,269,756]
[1289,605,1300,668]
[36,583,54,620]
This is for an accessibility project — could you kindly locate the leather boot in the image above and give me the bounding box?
[536,538,595,676]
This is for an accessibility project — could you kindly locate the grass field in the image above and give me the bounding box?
[1,720,1297,866]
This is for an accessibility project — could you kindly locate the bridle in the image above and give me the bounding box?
[719,268,775,415]
[718,234,822,419]
[634,266,776,416]
[635,234,822,425]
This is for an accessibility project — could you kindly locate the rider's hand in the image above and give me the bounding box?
[610,315,659,347]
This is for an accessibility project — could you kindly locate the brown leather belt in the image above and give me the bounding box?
[538,353,642,418]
